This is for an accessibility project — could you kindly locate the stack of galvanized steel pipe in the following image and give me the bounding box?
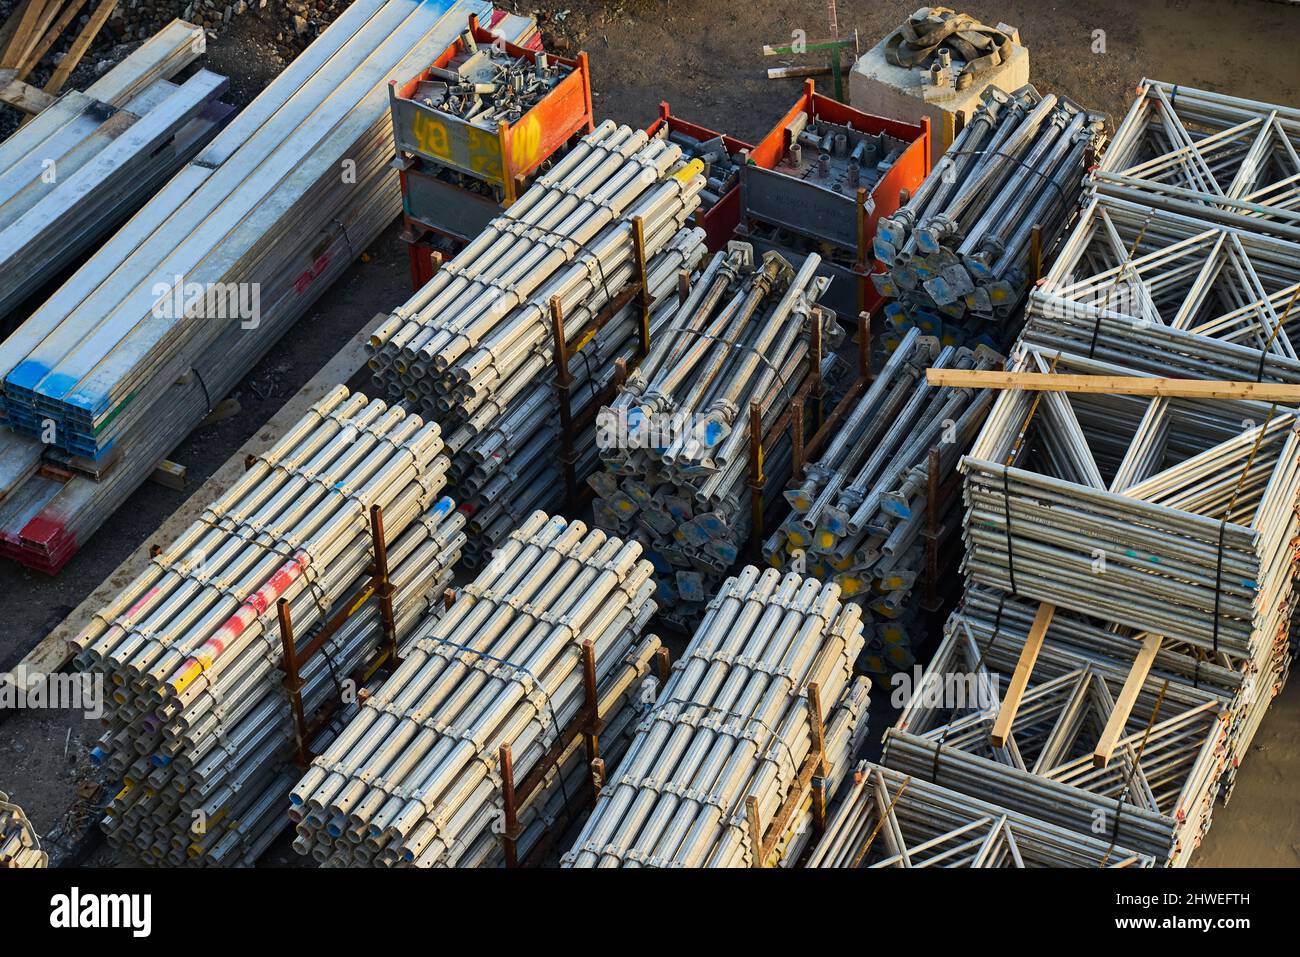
[289,511,661,867]
[588,244,841,628]
[364,120,707,560]
[807,762,1154,867]
[0,0,522,574]
[0,791,47,868]
[73,388,463,865]
[563,566,872,867]
[451,228,707,569]
[1093,79,1300,243]
[764,327,999,671]
[870,84,1105,346]
[0,20,231,326]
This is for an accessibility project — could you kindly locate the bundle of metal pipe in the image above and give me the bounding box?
[1024,196,1300,379]
[562,566,872,868]
[289,511,660,867]
[1094,80,1300,243]
[0,0,526,574]
[0,20,231,327]
[882,595,1237,866]
[0,791,47,868]
[763,328,1000,670]
[870,84,1105,345]
[365,121,704,414]
[807,762,1154,867]
[588,244,842,628]
[363,122,706,553]
[71,388,462,865]
[450,226,708,569]
[447,658,655,868]
[963,340,1300,664]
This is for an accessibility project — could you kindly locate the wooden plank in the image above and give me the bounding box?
[42,0,117,95]
[989,602,1055,748]
[0,67,55,113]
[1092,633,1163,767]
[0,0,48,70]
[926,368,1300,404]
[149,459,187,491]
[198,396,241,428]
[16,0,91,83]
[0,313,384,700]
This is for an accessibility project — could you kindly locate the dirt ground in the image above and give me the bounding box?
[1,0,1298,866]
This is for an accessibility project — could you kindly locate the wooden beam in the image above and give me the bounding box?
[989,602,1055,748]
[16,0,91,82]
[0,67,55,113]
[42,0,117,96]
[1093,634,1163,768]
[0,0,48,70]
[926,368,1300,404]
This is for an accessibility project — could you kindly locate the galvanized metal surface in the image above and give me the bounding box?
[289,510,660,867]
[563,565,871,867]
[75,388,461,865]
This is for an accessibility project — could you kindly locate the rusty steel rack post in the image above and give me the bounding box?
[548,214,655,513]
[272,502,401,768]
[743,683,828,867]
[496,639,605,867]
[920,445,965,612]
[745,310,872,558]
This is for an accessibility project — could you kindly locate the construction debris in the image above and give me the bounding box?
[0,790,47,867]
[872,84,1105,344]
[766,328,999,671]
[563,566,871,867]
[590,243,841,628]
[289,510,660,867]
[0,20,230,325]
[74,387,463,865]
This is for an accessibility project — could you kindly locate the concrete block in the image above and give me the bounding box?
[849,23,1029,165]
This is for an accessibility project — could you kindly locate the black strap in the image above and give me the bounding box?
[1002,467,1018,595]
[1210,520,1226,656]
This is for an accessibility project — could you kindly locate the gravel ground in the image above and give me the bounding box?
[1,0,1298,866]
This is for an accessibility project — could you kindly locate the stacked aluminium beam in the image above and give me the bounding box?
[562,566,871,867]
[807,762,1154,867]
[289,511,661,867]
[870,84,1105,347]
[364,122,708,562]
[0,20,231,326]
[0,791,47,867]
[588,244,842,628]
[764,327,999,671]
[0,0,517,574]
[74,388,464,866]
